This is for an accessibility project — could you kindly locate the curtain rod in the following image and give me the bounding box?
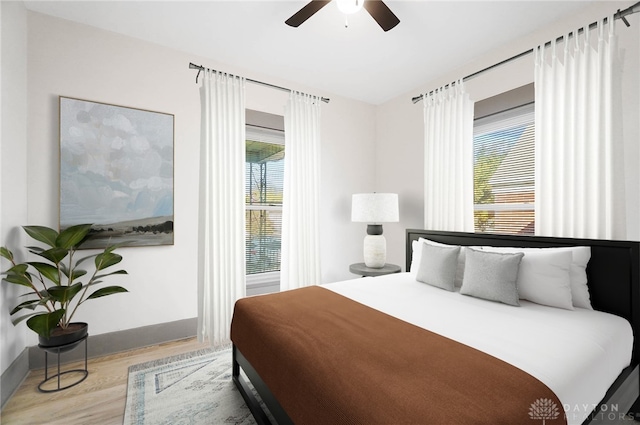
[189,63,330,104]
[411,1,640,104]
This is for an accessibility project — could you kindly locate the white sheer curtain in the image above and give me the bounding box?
[423,80,474,231]
[535,17,625,239]
[197,70,246,347]
[280,92,322,291]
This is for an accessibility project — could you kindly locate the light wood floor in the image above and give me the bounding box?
[1,337,207,425]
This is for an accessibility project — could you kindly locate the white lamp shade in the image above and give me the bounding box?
[351,193,399,223]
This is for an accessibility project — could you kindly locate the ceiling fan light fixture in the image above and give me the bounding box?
[285,0,399,32]
[336,0,365,15]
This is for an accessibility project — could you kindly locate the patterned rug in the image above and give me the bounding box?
[123,347,258,425]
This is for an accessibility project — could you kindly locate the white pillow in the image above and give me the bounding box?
[480,246,574,310]
[481,246,591,309]
[410,238,467,287]
[544,246,591,309]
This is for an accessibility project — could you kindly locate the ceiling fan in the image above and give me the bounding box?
[285,0,400,32]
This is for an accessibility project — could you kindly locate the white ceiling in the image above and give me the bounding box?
[24,0,598,105]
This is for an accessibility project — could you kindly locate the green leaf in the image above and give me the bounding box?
[18,290,41,298]
[57,224,92,249]
[26,246,45,254]
[86,286,128,300]
[95,252,122,270]
[10,299,45,315]
[47,282,83,304]
[0,247,13,261]
[2,272,33,287]
[59,262,69,278]
[104,243,126,254]
[26,310,65,338]
[36,289,52,302]
[59,262,87,281]
[6,263,29,274]
[11,312,46,326]
[23,226,59,248]
[35,247,69,265]
[94,270,128,280]
[27,262,60,284]
[70,269,87,281]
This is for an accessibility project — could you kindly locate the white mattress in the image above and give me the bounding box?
[323,273,633,425]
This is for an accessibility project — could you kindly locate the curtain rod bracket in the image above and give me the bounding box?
[188,62,330,103]
[189,62,205,84]
[619,10,631,27]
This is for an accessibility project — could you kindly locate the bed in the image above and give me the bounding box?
[230,230,640,425]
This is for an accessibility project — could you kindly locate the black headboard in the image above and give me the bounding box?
[406,229,640,364]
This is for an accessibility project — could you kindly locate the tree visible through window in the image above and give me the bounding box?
[245,127,284,275]
[473,103,535,235]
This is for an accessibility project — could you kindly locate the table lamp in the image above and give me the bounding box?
[351,193,399,268]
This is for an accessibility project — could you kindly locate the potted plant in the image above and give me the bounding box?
[0,224,128,349]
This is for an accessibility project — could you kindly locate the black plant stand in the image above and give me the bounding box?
[38,334,89,393]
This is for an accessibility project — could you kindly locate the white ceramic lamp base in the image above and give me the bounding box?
[363,234,386,268]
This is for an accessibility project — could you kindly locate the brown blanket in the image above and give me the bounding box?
[231,286,566,425]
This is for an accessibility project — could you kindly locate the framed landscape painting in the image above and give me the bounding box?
[59,96,174,249]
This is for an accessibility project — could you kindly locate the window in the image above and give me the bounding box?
[473,103,535,235]
[245,125,284,282]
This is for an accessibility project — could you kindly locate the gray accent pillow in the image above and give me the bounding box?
[460,248,524,306]
[416,243,460,291]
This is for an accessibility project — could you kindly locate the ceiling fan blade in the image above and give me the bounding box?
[363,0,400,32]
[285,0,332,27]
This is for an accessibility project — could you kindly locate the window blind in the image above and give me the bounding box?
[245,126,284,275]
[473,103,535,235]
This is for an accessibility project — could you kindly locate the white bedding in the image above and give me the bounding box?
[324,272,633,425]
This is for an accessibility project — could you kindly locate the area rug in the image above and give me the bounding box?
[123,347,259,425]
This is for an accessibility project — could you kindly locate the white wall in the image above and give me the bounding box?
[0,1,29,377]
[0,9,374,374]
[377,1,640,268]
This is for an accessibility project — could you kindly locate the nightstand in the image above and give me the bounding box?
[349,262,401,277]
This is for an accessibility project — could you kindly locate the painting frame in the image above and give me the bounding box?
[59,96,175,249]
